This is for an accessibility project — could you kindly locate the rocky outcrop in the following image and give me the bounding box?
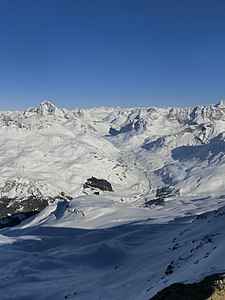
[0,196,49,228]
[83,177,114,194]
[144,186,179,207]
[149,274,225,300]
[0,192,73,229]
[0,196,49,220]
[156,186,180,199]
[0,211,39,229]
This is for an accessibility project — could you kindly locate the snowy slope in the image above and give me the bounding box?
[0,100,225,299]
[0,196,225,299]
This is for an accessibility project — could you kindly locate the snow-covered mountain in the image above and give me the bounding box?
[0,100,225,299]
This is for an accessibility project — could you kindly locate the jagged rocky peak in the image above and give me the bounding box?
[216,99,225,108]
[23,100,65,117]
[38,100,57,114]
[186,101,225,125]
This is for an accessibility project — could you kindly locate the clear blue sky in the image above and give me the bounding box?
[0,0,225,110]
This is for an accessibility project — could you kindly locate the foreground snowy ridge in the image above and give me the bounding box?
[0,100,225,299]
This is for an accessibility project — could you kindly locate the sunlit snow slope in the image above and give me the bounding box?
[0,100,225,299]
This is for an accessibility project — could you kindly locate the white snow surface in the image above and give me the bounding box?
[0,100,225,299]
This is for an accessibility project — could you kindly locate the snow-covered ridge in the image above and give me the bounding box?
[2,99,225,127]
[0,100,224,204]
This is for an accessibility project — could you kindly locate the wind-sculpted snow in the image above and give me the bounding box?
[0,100,225,299]
[0,196,225,299]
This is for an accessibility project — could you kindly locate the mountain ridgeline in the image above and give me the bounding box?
[0,100,224,210]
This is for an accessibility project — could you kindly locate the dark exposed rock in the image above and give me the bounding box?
[144,198,165,207]
[0,196,49,228]
[165,262,174,276]
[0,211,39,229]
[144,186,179,207]
[60,192,73,200]
[156,186,180,199]
[149,273,225,300]
[0,196,49,219]
[83,177,114,192]
[0,193,73,229]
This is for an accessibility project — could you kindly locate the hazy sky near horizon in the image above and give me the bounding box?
[0,0,225,110]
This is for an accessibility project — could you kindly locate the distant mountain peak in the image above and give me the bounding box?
[38,100,57,114]
[39,100,56,108]
[23,100,65,117]
[216,100,225,108]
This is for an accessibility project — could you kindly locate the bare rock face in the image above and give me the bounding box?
[0,196,49,228]
[0,192,73,229]
[156,186,180,199]
[149,274,225,300]
[144,186,180,207]
[0,196,49,219]
[83,177,114,194]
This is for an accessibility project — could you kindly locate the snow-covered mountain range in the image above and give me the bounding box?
[0,100,225,299]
